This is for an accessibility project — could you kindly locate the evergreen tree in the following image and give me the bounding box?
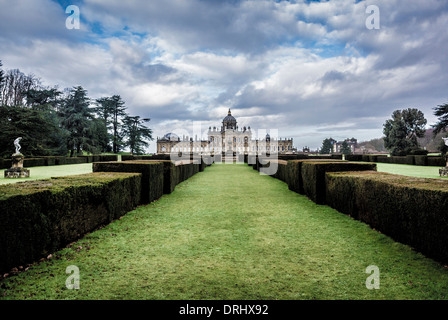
[0,105,67,157]
[340,140,352,155]
[25,87,61,110]
[319,138,334,154]
[60,86,97,156]
[121,115,153,155]
[433,103,448,135]
[95,95,127,153]
[383,108,427,156]
[438,138,448,156]
[0,60,4,101]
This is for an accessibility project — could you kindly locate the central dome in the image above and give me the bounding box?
[222,108,237,131]
[162,132,180,141]
[223,109,236,122]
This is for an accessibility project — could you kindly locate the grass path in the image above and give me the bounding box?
[2,163,448,300]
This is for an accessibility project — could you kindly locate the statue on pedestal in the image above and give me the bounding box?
[4,137,30,178]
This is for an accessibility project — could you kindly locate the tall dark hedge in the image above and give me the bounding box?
[301,161,377,204]
[325,171,448,264]
[0,172,141,273]
[93,161,164,204]
[286,159,347,195]
[272,161,288,182]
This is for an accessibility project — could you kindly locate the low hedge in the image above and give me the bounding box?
[23,158,46,168]
[0,172,141,273]
[325,171,448,264]
[348,154,445,167]
[277,154,309,161]
[301,161,377,204]
[345,155,363,161]
[44,157,57,166]
[93,161,164,204]
[99,155,118,162]
[414,155,428,166]
[0,159,12,169]
[428,156,446,167]
[66,157,88,165]
[376,156,392,163]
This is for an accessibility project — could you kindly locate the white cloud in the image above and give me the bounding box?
[1,0,448,152]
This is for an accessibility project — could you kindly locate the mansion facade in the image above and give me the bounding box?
[157,109,294,155]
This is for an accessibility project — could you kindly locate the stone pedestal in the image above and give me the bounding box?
[4,153,30,178]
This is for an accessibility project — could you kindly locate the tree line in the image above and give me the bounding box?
[319,106,448,156]
[0,60,153,158]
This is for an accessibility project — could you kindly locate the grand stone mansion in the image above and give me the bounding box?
[156,109,294,155]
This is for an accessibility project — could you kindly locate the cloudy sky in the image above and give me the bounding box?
[1,0,447,152]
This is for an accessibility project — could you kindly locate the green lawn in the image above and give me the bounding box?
[0,163,93,185]
[2,163,448,300]
[376,163,446,179]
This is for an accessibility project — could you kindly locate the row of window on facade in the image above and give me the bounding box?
[162,145,291,152]
[209,136,249,143]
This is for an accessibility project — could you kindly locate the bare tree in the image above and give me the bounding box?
[0,68,40,107]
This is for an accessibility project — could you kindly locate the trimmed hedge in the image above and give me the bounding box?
[301,161,377,205]
[376,156,392,163]
[127,160,180,194]
[99,155,118,162]
[347,154,446,167]
[345,155,363,161]
[286,159,347,195]
[272,160,288,182]
[23,158,46,168]
[0,172,141,273]
[428,156,446,167]
[325,171,448,264]
[65,157,88,165]
[0,159,12,169]
[277,154,309,161]
[93,161,164,204]
[414,155,428,166]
